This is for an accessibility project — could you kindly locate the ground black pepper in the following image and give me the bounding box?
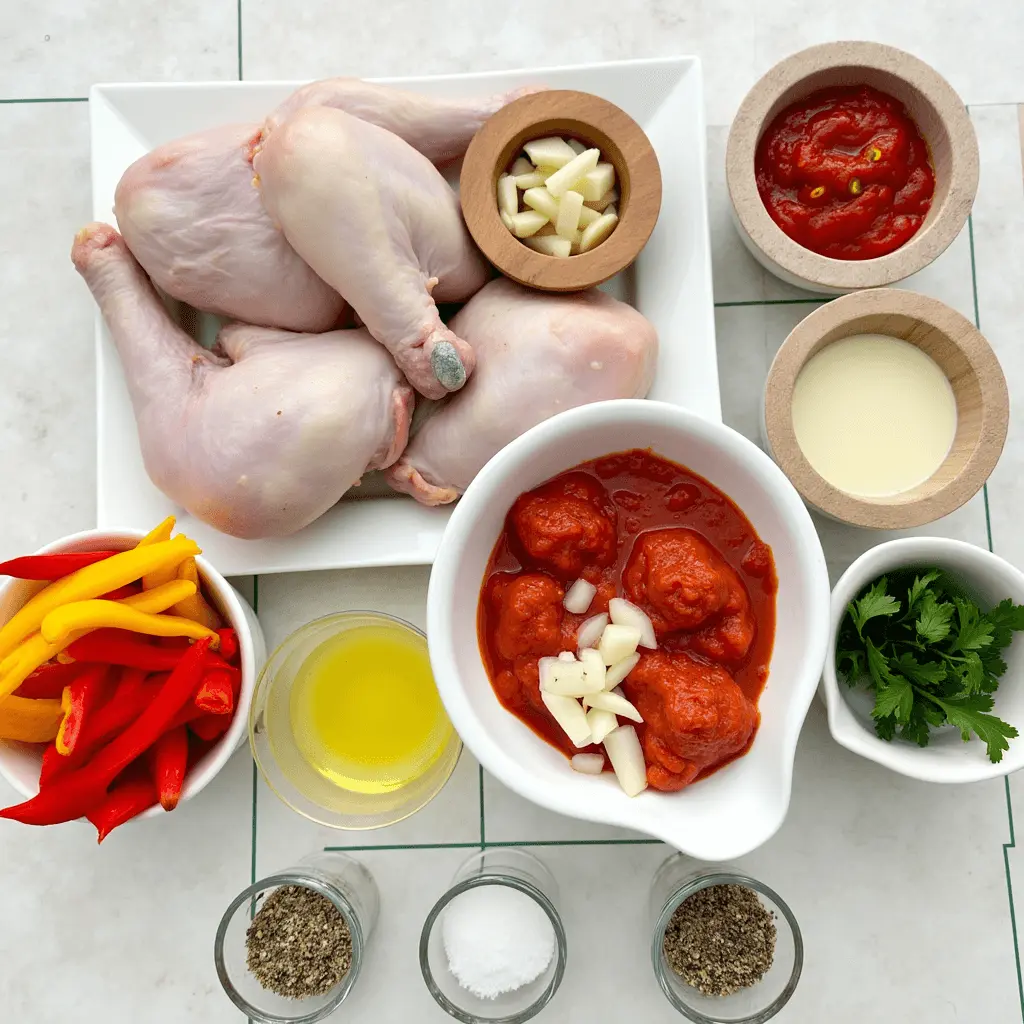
[663,884,776,997]
[245,884,353,999]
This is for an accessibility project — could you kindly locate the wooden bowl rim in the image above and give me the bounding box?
[764,289,1008,529]
[460,89,662,292]
[726,41,980,291]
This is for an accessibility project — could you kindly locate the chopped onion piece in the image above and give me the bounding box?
[604,725,648,797]
[571,752,605,775]
[598,623,642,666]
[579,647,606,692]
[583,689,643,723]
[604,653,640,689]
[563,578,597,614]
[541,692,592,747]
[608,598,657,650]
[586,706,618,744]
[558,650,576,663]
[539,656,601,697]
[576,613,608,652]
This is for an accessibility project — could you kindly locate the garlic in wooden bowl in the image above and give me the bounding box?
[496,136,620,258]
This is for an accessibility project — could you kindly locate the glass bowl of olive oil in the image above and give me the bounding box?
[250,611,461,828]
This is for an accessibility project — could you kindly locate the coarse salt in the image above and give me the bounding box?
[441,883,556,1000]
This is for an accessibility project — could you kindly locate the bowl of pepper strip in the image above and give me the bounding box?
[726,41,978,293]
[0,518,265,840]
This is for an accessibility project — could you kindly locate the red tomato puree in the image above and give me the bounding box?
[755,84,935,260]
[477,449,778,792]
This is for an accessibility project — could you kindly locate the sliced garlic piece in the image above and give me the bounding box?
[604,653,640,689]
[579,647,606,692]
[598,623,642,666]
[571,752,605,775]
[583,689,643,723]
[586,706,618,744]
[608,598,657,650]
[604,724,648,796]
[541,691,592,747]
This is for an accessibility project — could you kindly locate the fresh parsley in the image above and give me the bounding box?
[835,568,1024,763]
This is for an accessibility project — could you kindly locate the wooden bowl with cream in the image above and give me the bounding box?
[460,90,662,291]
[763,289,1008,529]
[726,42,979,293]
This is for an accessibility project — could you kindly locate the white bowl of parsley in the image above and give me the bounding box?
[822,537,1024,782]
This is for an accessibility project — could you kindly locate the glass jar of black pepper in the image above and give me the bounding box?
[649,854,802,1023]
[214,851,379,1024]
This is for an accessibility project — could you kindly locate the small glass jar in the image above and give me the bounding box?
[649,853,802,1024]
[420,848,567,1023]
[250,610,462,829]
[214,851,379,1024]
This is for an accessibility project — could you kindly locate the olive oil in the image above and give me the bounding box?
[288,621,452,794]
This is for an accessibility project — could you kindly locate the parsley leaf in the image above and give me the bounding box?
[899,702,933,748]
[874,714,897,741]
[865,638,896,688]
[985,598,1024,649]
[953,651,985,695]
[927,692,1019,763]
[916,593,955,644]
[892,652,946,687]
[847,578,900,638]
[906,570,941,612]
[951,597,994,652]
[872,674,914,724]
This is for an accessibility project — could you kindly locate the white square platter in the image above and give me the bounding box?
[90,56,719,576]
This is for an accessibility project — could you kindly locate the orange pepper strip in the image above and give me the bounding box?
[139,516,181,589]
[0,696,63,743]
[171,558,222,631]
[40,602,219,649]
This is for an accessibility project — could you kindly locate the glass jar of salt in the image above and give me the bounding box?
[420,848,567,1022]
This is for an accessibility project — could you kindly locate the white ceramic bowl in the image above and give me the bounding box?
[427,400,831,861]
[0,529,266,818]
[823,537,1024,783]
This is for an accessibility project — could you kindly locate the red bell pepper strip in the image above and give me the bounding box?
[0,639,211,826]
[65,630,188,672]
[55,665,113,755]
[86,774,158,842]
[0,550,118,581]
[194,670,235,716]
[99,583,142,601]
[216,628,240,665]
[147,725,188,811]
[15,662,88,699]
[189,712,232,742]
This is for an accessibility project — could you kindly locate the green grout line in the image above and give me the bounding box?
[478,764,486,848]
[324,838,662,854]
[1005,777,1024,1020]
[968,212,982,330]
[236,0,243,80]
[0,96,87,105]
[713,297,826,308]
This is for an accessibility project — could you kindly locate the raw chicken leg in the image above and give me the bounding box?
[253,106,491,400]
[386,279,659,505]
[114,124,346,333]
[72,223,413,540]
[263,78,542,164]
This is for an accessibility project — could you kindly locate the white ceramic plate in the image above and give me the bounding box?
[90,57,718,576]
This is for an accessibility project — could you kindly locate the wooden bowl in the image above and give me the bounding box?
[460,90,662,291]
[726,42,979,293]
[763,289,1008,529]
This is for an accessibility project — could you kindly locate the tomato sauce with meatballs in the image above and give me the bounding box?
[478,449,777,792]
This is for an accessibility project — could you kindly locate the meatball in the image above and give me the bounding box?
[490,572,565,662]
[623,528,756,660]
[511,472,617,578]
[623,650,757,792]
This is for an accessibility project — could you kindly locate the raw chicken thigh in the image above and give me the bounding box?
[262,78,541,165]
[254,106,490,399]
[386,279,658,505]
[72,223,413,539]
[115,123,345,333]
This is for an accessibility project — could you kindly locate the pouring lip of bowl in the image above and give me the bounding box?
[821,536,1024,783]
[426,399,831,861]
[725,40,979,293]
[459,88,662,293]
[0,527,263,819]
[763,288,1009,530]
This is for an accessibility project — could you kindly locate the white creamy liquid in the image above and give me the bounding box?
[790,333,957,498]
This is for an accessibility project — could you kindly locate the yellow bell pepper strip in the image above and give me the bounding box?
[40,602,220,649]
[0,536,199,662]
[0,695,63,743]
[171,557,223,630]
[0,579,197,705]
[136,516,175,548]
[140,516,180,589]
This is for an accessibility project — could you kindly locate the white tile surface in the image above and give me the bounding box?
[2,6,1024,1023]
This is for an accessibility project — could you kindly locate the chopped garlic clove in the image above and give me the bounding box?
[508,210,550,238]
[523,235,571,258]
[576,613,608,652]
[604,652,640,689]
[604,725,648,796]
[579,647,607,692]
[555,190,585,240]
[523,136,577,168]
[497,174,518,218]
[571,752,605,775]
[583,689,643,723]
[579,213,619,253]
[586,706,618,744]
[577,163,617,202]
[541,691,592,747]
[545,149,600,198]
[598,623,642,665]
[563,577,597,614]
[608,598,657,649]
